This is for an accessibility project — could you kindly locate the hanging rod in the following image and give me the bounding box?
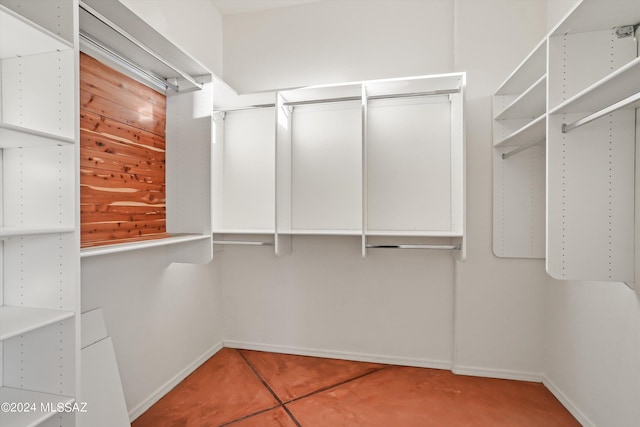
[79,1,203,91]
[213,240,274,246]
[501,138,545,159]
[366,244,461,250]
[80,32,177,93]
[562,91,640,133]
[214,104,276,113]
[283,88,459,107]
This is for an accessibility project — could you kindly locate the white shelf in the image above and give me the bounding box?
[80,233,211,258]
[494,114,546,148]
[0,226,75,238]
[282,230,362,236]
[213,229,275,235]
[549,56,640,115]
[495,38,546,96]
[0,122,75,148]
[495,75,546,120]
[550,0,640,36]
[0,5,72,59]
[0,306,75,341]
[0,387,74,427]
[366,230,464,237]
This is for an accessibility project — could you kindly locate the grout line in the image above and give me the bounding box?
[217,405,282,427]
[236,349,303,426]
[284,366,389,405]
[281,404,303,427]
[237,349,284,404]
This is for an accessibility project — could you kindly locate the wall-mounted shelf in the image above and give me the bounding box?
[494,75,546,121]
[494,114,545,148]
[0,123,75,148]
[80,233,211,258]
[0,226,75,238]
[549,56,640,116]
[0,306,75,341]
[0,5,72,58]
[0,387,74,427]
[495,39,547,97]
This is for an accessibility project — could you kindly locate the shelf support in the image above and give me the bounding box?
[501,138,545,159]
[562,91,640,134]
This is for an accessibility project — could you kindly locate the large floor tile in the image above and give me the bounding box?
[132,348,279,427]
[286,366,581,427]
[239,349,385,402]
[223,407,298,427]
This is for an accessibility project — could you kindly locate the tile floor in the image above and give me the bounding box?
[132,348,581,427]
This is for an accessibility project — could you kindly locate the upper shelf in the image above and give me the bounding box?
[550,0,640,36]
[80,233,211,258]
[495,39,546,96]
[0,226,75,238]
[495,75,546,120]
[0,5,72,59]
[550,56,640,115]
[494,114,546,148]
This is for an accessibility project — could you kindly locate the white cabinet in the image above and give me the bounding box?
[0,2,79,426]
[493,0,640,284]
[214,74,466,257]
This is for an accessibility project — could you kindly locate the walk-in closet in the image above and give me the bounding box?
[0,1,638,426]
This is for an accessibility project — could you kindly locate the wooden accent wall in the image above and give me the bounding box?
[80,53,168,247]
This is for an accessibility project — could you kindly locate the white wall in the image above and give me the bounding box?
[81,1,225,420]
[222,0,454,93]
[452,0,548,380]
[81,250,223,418]
[218,0,549,377]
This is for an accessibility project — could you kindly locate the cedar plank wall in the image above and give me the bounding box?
[80,53,168,247]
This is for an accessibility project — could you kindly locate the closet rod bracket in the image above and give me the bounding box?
[615,24,638,39]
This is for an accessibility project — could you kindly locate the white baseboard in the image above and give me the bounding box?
[543,375,595,427]
[452,364,543,383]
[223,340,453,370]
[128,341,224,422]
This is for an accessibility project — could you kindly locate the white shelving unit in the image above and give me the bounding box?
[213,74,466,258]
[492,38,547,259]
[546,0,639,283]
[0,2,79,426]
[493,0,639,284]
[78,0,214,264]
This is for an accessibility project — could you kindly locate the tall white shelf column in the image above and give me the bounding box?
[0,1,80,427]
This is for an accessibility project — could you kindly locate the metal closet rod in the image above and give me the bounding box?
[501,138,545,159]
[80,32,177,93]
[79,1,202,91]
[283,88,460,107]
[366,244,461,250]
[562,91,640,133]
[215,88,460,112]
[213,240,274,246]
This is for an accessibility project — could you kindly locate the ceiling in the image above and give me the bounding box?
[210,0,322,15]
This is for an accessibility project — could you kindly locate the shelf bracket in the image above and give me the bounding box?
[615,24,638,39]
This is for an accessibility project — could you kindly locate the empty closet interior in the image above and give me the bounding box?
[1,0,639,426]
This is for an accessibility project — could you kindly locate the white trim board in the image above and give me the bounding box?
[543,376,596,427]
[223,340,452,370]
[127,341,224,422]
[451,365,543,383]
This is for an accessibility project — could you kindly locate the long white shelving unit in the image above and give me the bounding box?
[493,0,639,285]
[0,1,80,426]
[214,73,466,258]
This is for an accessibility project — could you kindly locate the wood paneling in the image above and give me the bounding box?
[80,53,168,247]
